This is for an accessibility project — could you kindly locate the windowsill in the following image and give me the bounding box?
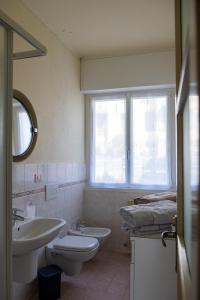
[85,184,176,193]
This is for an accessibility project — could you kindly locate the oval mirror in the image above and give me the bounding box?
[13,90,38,162]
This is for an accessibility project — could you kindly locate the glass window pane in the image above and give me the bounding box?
[131,96,169,186]
[91,98,126,184]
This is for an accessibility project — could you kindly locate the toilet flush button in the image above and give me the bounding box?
[45,184,58,201]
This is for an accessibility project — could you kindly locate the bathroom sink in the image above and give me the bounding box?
[13,217,66,255]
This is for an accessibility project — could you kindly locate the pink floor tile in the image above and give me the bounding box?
[29,250,130,300]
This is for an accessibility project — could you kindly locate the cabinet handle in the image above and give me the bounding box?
[161,215,177,272]
[161,230,176,247]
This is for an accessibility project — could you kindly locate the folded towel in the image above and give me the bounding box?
[120,200,177,227]
[122,221,171,236]
[132,191,176,205]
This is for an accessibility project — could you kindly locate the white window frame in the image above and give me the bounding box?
[86,88,176,190]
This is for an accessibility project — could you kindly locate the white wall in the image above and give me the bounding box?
[82,51,176,253]
[1,1,85,299]
[2,0,85,164]
[81,50,175,92]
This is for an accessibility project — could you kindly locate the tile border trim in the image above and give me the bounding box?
[12,180,85,199]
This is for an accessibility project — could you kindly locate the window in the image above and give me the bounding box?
[91,97,126,184]
[131,96,169,186]
[88,90,175,189]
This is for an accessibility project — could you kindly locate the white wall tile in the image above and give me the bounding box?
[37,164,48,187]
[47,163,57,182]
[72,162,79,181]
[66,162,73,182]
[12,196,27,213]
[56,163,66,182]
[12,164,25,194]
[24,164,37,191]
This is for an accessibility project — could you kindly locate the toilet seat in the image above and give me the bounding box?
[49,236,99,253]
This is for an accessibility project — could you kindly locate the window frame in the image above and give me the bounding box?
[86,88,176,190]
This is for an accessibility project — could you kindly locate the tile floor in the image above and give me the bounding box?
[31,250,130,300]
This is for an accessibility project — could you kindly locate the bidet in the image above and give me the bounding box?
[68,226,111,244]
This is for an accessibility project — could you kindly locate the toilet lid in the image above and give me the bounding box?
[53,236,99,252]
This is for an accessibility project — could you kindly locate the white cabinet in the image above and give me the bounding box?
[130,236,177,300]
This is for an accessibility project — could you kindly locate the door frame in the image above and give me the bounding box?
[0,24,13,300]
[176,45,191,300]
[0,10,47,299]
[175,0,200,299]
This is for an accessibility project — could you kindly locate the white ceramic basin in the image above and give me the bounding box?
[13,217,66,255]
[69,227,111,244]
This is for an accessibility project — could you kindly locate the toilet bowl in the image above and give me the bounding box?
[46,235,99,276]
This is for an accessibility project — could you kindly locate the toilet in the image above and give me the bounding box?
[46,235,99,276]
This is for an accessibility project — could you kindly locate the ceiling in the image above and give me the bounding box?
[22,0,175,59]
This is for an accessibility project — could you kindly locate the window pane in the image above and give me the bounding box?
[131,96,169,186]
[92,98,126,184]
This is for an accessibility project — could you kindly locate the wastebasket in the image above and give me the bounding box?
[38,265,62,300]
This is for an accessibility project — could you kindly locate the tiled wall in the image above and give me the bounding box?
[12,162,86,300]
[13,162,86,195]
[83,188,164,253]
[13,162,86,234]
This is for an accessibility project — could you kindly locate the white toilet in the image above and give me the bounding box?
[46,235,99,276]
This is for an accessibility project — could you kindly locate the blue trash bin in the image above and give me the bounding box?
[38,265,62,300]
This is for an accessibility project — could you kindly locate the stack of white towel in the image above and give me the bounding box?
[120,200,177,236]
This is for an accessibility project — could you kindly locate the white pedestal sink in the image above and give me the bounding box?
[13,217,66,283]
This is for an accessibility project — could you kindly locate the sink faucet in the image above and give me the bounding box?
[75,219,85,230]
[12,208,24,226]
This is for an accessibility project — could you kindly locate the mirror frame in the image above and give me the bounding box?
[13,90,38,162]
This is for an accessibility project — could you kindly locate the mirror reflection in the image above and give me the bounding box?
[12,90,38,161]
[12,98,32,156]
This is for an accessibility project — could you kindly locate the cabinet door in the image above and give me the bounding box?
[133,238,176,300]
